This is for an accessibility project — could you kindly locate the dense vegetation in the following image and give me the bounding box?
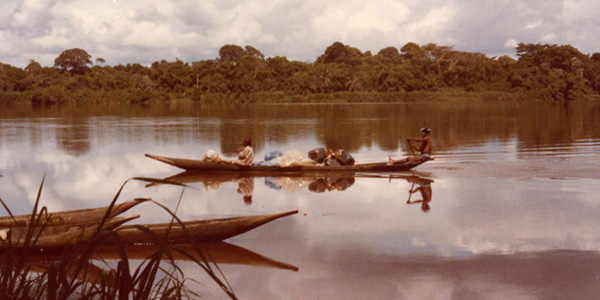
[2,42,600,105]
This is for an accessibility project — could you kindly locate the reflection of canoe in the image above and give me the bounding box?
[2,215,139,248]
[23,241,298,277]
[0,199,148,228]
[146,154,427,173]
[114,210,298,244]
[93,242,298,271]
[148,170,433,195]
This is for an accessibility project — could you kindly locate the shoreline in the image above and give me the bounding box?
[3,89,599,107]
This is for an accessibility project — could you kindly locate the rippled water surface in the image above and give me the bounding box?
[1,101,599,299]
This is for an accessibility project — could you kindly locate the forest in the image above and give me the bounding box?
[1,41,600,105]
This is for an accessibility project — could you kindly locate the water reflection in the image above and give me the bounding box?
[2,101,600,299]
[104,242,297,271]
[149,170,360,196]
[149,170,438,205]
[406,176,434,212]
[2,102,600,156]
[12,240,297,299]
[56,118,91,156]
[23,241,298,272]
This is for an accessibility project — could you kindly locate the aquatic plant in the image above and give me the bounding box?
[0,176,237,300]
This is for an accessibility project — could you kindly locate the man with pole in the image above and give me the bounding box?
[388,127,433,165]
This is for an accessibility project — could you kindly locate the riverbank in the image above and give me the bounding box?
[3,88,594,106]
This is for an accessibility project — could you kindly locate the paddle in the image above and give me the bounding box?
[407,182,416,203]
[407,138,416,157]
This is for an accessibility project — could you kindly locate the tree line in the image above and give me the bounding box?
[1,42,600,105]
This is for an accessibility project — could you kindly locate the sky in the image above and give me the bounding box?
[1,0,600,68]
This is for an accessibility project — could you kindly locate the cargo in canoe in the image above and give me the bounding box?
[145,154,430,173]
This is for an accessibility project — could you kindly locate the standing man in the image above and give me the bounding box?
[388,127,432,164]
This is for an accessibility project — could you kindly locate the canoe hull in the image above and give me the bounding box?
[3,215,139,249]
[145,154,427,173]
[115,210,298,244]
[0,199,148,228]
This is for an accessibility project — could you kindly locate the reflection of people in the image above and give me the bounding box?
[308,177,355,192]
[217,136,254,166]
[407,180,432,212]
[388,127,432,165]
[235,177,254,205]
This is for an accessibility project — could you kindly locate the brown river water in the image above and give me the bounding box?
[0,101,599,299]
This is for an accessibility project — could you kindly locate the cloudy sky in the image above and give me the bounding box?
[1,0,600,68]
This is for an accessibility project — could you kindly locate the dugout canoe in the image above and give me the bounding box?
[0,198,149,228]
[2,215,139,249]
[114,210,298,244]
[145,154,429,173]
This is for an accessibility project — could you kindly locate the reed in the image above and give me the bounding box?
[0,176,237,300]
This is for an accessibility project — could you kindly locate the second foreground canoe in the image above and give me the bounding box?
[114,210,298,244]
[2,215,139,249]
[146,154,428,173]
[0,199,149,228]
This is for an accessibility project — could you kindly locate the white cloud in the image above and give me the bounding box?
[2,0,600,67]
[407,5,456,39]
[525,20,542,29]
[541,32,557,42]
[503,39,518,49]
[560,0,600,23]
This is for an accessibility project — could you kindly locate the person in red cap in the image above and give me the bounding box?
[388,127,432,165]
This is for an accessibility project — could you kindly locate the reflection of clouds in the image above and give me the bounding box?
[229,175,600,257]
[2,130,600,256]
[183,244,600,299]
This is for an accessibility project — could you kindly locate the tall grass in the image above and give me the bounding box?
[0,176,237,300]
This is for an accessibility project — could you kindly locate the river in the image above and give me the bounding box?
[1,101,599,299]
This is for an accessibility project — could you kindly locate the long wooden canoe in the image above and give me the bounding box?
[3,215,139,248]
[0,199,149,228]
[114,210,298,244]
[146,154,429,173]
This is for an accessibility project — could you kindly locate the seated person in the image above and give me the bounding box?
[217,136,254,166]
[389,127,432,165]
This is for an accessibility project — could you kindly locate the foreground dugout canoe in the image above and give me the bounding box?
[0,199,149,228]
[146,154,428,173]
[114,210,298,244]
[2,215,139,249]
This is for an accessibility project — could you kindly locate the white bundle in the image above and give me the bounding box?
[275,150,317,167]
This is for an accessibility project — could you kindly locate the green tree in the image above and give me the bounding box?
[316,42,364,66]
[25,59,42,75]
[0,63,28,91]
[515,43,592,101]
[54,48,93,75]
[218,45,246,62]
